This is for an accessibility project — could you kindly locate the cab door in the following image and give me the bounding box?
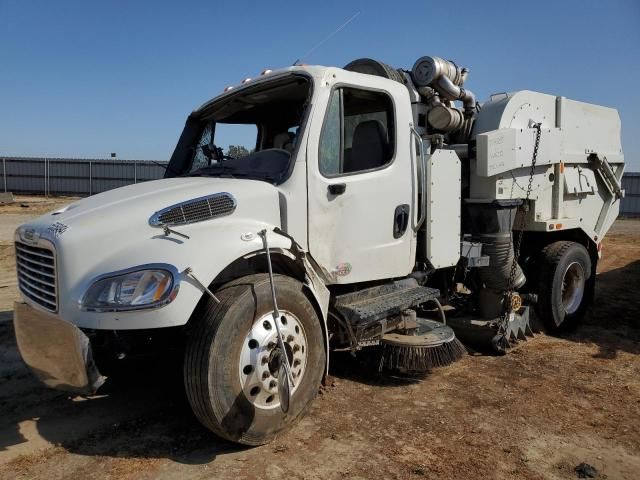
[306,70,416,284]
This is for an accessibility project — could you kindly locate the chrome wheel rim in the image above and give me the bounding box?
[561,262,585,314]
[239,310,308,410]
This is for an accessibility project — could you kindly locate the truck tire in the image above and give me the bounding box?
[343,58,405,84]
[184,274,325,445]
[537,241,593,331]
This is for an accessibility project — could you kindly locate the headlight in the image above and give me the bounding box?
[80,266,179,312]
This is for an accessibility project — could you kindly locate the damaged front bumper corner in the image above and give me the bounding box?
[13,302,105,395]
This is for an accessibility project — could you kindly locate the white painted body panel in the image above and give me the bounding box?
[425,150,461,269]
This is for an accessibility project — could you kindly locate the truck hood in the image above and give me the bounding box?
[14,176,286,330]
[18,176,281,239]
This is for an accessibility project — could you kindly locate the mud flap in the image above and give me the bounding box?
[13,302,105,395]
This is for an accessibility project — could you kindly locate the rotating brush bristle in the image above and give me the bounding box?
[377,318,467,374]
[378,336,466,372]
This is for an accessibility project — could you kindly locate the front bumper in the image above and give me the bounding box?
[13,302,105,395]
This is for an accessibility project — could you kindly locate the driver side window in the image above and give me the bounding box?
[319,87,395,176]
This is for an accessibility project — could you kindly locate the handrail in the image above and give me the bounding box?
[410,126,427,232]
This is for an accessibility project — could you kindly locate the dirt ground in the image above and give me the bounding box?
[0,196,638,480]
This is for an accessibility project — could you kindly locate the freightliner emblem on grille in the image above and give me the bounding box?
[20,227,40,244]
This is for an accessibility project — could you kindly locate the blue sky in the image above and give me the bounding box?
[1,0,639,169]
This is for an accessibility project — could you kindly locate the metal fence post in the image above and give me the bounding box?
[134,160,137,184]
[89,161,93,196]
[44,158,48,197]
[2,158,6,192]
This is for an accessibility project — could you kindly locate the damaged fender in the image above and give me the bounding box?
[270,228,331,374]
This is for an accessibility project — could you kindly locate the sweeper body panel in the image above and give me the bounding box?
[13,57,624,445]
[472,90,623,242]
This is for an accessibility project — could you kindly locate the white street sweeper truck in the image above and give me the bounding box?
[13,56,624,445]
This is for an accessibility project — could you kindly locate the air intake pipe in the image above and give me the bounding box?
[434,75,476,115]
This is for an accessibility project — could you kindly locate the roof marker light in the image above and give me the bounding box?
[241,78,252,84]
[261,69,273,75]
[223,86,234,92]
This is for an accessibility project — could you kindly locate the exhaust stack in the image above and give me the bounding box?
[411,56,478,133]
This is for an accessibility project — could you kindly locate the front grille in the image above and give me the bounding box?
[15,241,57,312]
[149,193,236,227]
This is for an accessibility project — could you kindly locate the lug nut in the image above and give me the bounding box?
[269,380,277,390]
[267,342,276,350]
[286,335,294,342]
[261,356,269,365]
[293,359,301,367]
[293,344,300,353]
[262,371,270,380]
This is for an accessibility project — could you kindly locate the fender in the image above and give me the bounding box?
[299,254,331,375]
[271,229,331,375]
[211,228,331,374]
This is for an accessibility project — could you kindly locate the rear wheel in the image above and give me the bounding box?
[184,274,325,445]
[537,241,594,330]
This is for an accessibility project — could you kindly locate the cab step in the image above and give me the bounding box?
[334,279,440,344]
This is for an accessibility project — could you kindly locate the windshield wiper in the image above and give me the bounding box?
[195,143,238,162]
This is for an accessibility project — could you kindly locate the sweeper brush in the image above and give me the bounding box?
[378,318,467,373]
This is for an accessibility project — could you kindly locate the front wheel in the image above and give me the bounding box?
[537,241,594,330]
[184,274,325,445]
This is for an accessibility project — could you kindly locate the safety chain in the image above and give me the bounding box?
[497,123,542,337]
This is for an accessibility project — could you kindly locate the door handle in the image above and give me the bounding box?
[393,204,410,238]
[328,183,346,195]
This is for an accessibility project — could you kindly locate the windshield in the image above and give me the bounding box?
[167,75,311,184]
